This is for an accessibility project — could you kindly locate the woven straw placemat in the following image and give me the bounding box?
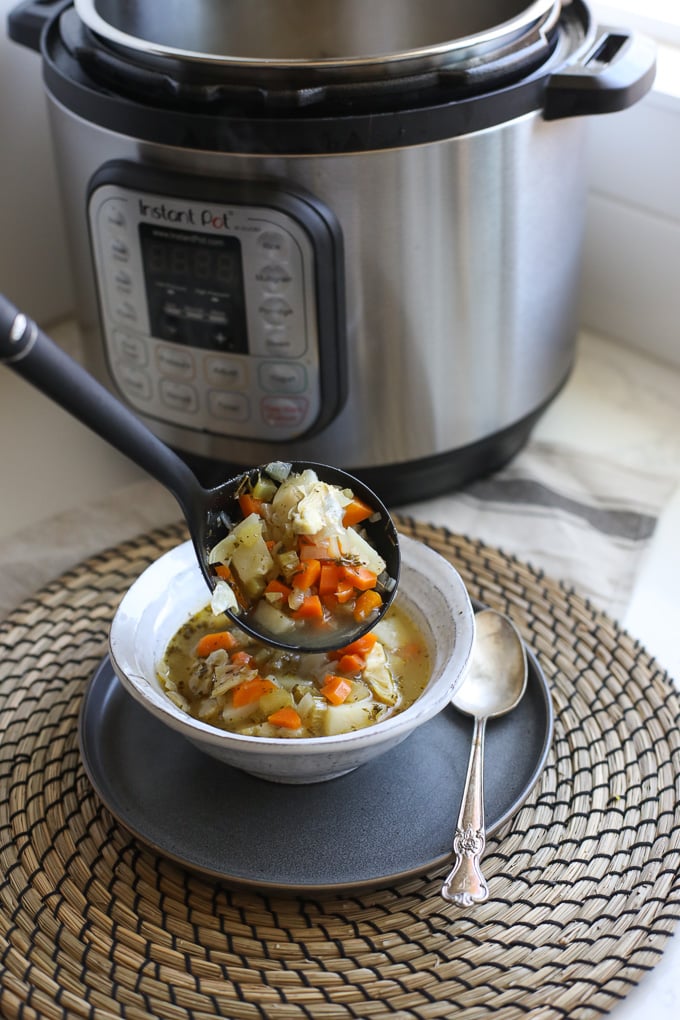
[1,517,680,1020]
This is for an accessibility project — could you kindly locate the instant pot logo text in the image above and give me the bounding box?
[138,199,233,229]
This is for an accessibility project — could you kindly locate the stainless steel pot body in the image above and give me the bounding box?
[47,98,585,471]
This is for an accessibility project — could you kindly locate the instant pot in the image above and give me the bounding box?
[8,0,655,504]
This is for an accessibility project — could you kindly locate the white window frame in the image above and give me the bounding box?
[592,2,680,98]
[592,2,680,43]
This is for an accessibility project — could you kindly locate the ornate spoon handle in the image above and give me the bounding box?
[441,715,489,905]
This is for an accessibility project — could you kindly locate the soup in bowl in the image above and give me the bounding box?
[108,533,475,783]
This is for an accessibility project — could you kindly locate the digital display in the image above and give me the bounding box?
[139,223,248,352]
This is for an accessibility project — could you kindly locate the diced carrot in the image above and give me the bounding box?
[238,492,264,517]
[292,558,321,591]
[291,594,324,620]
[329,632,378,660]
[267,706,302,729]
[231,650,255,667]
[320,675,353,706]
[353,590,382,622]
[213,564,232,580]
[296,536,316,559]
[400,641,424,660]
[298,535,339,561]
[195,631,238,657]
[264,578,293,599]
[337,653,366,674]
[318,565,354,602]
[340,564,378,591]
[232,676,276,707]
[318,562,342,597]
[335,580,356,604]
[342,497,374,527]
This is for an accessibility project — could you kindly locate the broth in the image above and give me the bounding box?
[159,602,430,738]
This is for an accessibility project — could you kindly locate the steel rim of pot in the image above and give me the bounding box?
[71,0,561,83]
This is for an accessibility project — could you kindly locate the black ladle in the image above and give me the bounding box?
[0,294,400,652]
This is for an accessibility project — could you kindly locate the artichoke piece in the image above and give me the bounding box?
[209,512,260,563]
[164,688,190,713]
[362,642,399,706]
[322,701,382,736]
[210,578,238,615]
[345,680,372,703]
[212,670,252,698]
[209,513,274,599]
[231,537,274,600]
[196,697,220,722]
[339,525,386,577]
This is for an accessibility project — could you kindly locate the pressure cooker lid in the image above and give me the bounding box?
[73,0,561,83]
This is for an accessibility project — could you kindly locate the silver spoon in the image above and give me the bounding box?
[0,294,400,653]
[441,608,528,906]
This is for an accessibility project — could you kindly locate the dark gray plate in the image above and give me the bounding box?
[78,641,553,894]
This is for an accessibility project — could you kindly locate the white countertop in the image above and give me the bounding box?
[0,321,679,1017]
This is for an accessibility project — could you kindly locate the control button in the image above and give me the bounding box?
[262,328,303,357]
[113,300,138,324]
[113,331,148,368]
[161,319,183,341]
[259,361,307,394]
[257,230,289,258]
[156,344,195,379]
[208,390,250,422]
[110,239,130,262]
[261,396,309,429]
[185,306,205,322]
[259,297,293,326]
[160,301,184,340]
[255,263,293,289]
[160,378,199,415]
[205,356,247,389]
[114,269,133,294]
[115,363,153,402]
[106,206,126,229]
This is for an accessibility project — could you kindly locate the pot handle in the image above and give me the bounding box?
[543,29,656,120]
[7,0,68,52]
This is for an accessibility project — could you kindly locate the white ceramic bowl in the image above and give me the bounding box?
[108,533,475,784]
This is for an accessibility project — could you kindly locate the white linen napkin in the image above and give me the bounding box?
[399,439,674,620]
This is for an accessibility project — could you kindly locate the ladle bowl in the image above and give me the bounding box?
[0,293,399,651]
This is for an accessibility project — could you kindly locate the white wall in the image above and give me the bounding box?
[580,81,680,368]
[0,0,74,321]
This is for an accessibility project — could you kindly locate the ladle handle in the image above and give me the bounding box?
[0,294,202,515]
[441,716,490,906]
